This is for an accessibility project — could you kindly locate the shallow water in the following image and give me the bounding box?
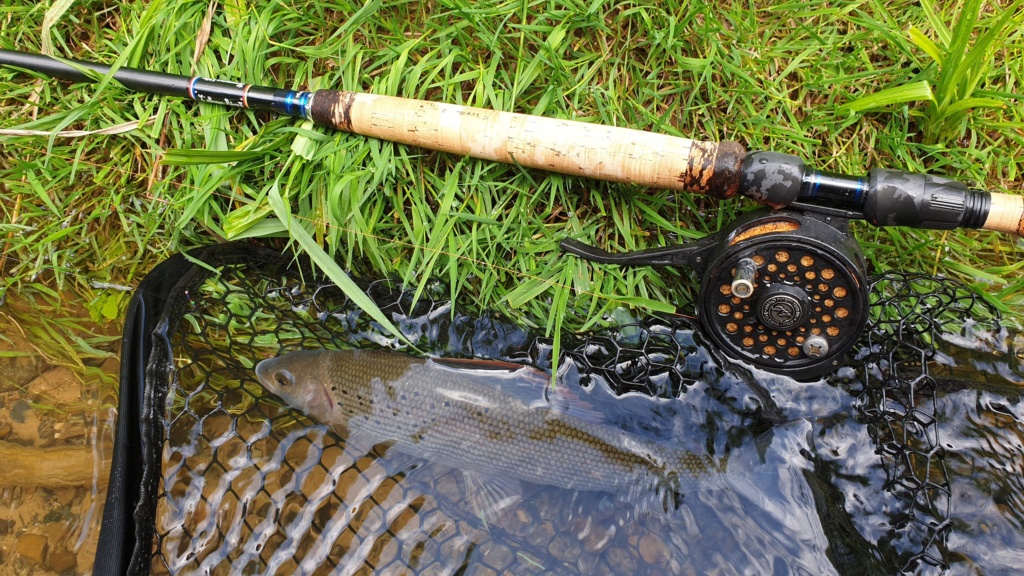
[145,267,1024,575]
[0,317,118,575]
[2,265,1023,575]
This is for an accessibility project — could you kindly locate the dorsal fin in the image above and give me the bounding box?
[543,383,606,424]
[431,357,531,373]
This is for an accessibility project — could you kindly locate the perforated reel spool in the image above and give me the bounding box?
[697,212,869,379]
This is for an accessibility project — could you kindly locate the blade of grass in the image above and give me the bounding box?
[267,182,406,345]
[841,80,935,112]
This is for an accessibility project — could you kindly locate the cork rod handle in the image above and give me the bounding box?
[308,90,746,199]
[982,192,1024,236]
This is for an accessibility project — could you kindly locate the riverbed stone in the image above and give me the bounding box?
[463,565,497,576]
[27,367,81,405]
[580,520,616,554]
[577,552,600,574]
[10,399,30,424]
[605,546,637,574]
[639,533,670,565]
[548,532,581,564]
[532,488,561,522]
[16,532,48,565]
[56,417,87,442]
[46,546,77,573]
[8,400,41,444]
[0,337,43,390]
[525,520,555,548]
[508,507,533,538]
[477,540,513,570]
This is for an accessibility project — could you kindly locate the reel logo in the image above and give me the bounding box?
[759,293,803,331]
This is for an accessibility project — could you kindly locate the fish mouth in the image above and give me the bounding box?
[255,359,274,388]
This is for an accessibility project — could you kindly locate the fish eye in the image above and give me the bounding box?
[274,370,293,389]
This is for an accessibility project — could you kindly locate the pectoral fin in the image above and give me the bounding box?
[342,431,382,456]
[463,470,523,528]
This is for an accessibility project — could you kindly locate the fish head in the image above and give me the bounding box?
[256,350,337,419]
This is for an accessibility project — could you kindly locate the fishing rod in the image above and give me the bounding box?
[3,49,1020,233]
[2,49,1021,378]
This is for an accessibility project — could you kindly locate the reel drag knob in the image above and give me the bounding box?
[756,284,812,331]
[698,211,868,380]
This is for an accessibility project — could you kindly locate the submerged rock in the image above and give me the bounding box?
[638,533,670,565]
[16,532,48,565]
[27,367,82,406]
[604,546,637,574]
[46,546,77,573]
[0,336,44,391]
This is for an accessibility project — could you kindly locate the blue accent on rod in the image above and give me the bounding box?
[853,178,867,204]
[800,170,869,207]
[283,91,295,115]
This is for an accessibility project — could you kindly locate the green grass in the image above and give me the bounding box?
[1,0,1022,362]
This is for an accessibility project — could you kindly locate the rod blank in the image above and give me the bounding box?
[0,49,190,96]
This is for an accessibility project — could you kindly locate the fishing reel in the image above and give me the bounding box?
[562,209,869,380]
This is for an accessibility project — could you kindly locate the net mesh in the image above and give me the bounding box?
[851,272,1002,573]
[137,249,1002,575]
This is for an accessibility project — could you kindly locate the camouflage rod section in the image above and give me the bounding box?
[743,151,1024,236]
[308,90,747,199]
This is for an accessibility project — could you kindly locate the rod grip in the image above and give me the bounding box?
[308,90,745,198]
[983,192,1024,236]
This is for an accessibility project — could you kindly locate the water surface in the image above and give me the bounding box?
[147,266,1024,575]
[0,308,117,575]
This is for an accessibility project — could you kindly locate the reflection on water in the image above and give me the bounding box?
[146,268,1024,575]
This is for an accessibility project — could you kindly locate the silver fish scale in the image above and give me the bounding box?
[316,350,718,494]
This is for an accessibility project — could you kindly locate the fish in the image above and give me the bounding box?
[255,349,724,516]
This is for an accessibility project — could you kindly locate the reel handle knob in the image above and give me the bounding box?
[731,258,757,299]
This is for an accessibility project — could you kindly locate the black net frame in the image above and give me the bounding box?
[95,244,288,575]
[93,243,1010,575]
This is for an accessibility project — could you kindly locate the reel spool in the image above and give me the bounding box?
[561,209,869,380]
